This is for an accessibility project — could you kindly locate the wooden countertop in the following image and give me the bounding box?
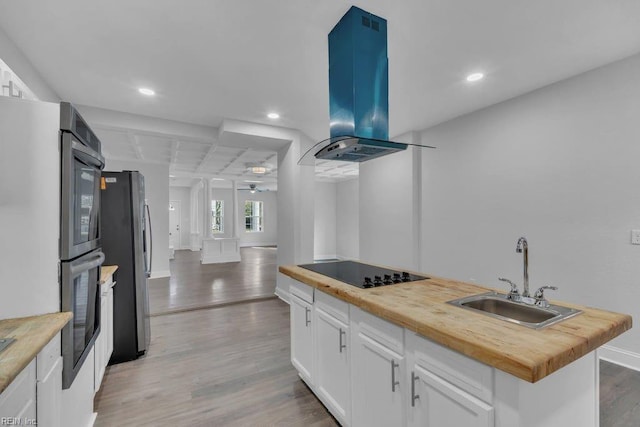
[100,265,118,284]
[280,265,632,383]
[0,312,72,394]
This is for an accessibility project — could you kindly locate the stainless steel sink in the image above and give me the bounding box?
[0,338,15,354]
[447,292,582,329]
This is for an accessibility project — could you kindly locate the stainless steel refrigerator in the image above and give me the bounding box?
[100,170,152,364]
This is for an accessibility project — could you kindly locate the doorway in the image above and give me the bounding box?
[169,200,181,249]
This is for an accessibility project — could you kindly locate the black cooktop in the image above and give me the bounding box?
[299,260,427,289]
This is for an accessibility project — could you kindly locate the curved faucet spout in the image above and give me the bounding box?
[516,237,529,297]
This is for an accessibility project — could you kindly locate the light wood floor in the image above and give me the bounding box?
[95,248,640,426]
[148,247,278,315]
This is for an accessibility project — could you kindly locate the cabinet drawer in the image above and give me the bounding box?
[315,290,349,324]
[37,332,61,380]
[408,332,493,403]
[0,359,36,417]
[351,306,404,355]
[290,280,314,304]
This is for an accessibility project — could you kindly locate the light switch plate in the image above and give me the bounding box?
[631,230,640,245]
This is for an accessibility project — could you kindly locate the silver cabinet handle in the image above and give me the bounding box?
[411,371,420,407]
[305,307,311,326]
[339,328,346,353]
[391,359,400,392]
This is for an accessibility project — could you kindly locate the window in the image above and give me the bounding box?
[245,200,263,232]
[211,200,224,233]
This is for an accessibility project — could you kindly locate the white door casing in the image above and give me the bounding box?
[169,200,181,249]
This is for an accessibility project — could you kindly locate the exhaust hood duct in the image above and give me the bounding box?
[322,6,402,162]
[301,6,434,164]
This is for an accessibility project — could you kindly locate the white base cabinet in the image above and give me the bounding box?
[95,274,115,393]
[351,307,405,427]
[288,278,600,427]
[314,292,351,426]
[290,282,314,385]
[0,332,63,427]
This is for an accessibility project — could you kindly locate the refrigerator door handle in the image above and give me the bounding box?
[145,203,153,277]
[69,251,105,276]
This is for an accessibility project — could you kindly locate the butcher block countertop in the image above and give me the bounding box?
[280,265,632,383]
[100,265,118,284]
[0,312,72,394]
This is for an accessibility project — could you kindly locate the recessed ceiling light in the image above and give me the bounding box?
[466,73,484,82]
[211,178,225,181]
[245,180,263,183]
[138,87,155,96]
[267,112,280,119]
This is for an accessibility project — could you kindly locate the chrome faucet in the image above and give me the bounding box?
[516,237,530,297]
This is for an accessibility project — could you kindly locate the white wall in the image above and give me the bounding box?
[105,159,170,278]
[314,182,337,259]
[169,186,191,249]
[420,53,640,357]
[336,178,359,260]
[0,26,60,102]
[359,134,423,271]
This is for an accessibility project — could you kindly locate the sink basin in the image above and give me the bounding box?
[447,292,581,329]
[0,338,15,354]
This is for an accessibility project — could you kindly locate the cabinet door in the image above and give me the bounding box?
[290,294,314,384]
[408,365,493,427]
[352,333,404,427]
[94,290,108,392]
[106,286,114,360]
[315,307,350,425]
[37,356,62,427]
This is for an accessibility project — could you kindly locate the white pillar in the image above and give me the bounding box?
[276,132,316,302]
[202,178,212,239]
[231,179,239,238]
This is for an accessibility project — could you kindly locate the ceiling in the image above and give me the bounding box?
[1,1,640,187]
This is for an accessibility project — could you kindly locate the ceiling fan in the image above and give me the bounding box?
[238,183,265,194]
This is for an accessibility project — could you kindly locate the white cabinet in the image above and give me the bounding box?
[408,365,493,427]
[37,333,62,427]
[290,283,314,385]
[0,359,36,424]
[0,333,63,427]
[351,307,405,427]
[95,274,115,393]
[314,292,350,426]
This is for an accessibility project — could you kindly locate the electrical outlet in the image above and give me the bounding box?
[631,230,640,245]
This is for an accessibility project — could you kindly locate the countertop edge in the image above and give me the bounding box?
[0,312,73,394]
[279,265,632,383]
[100,265,118,284]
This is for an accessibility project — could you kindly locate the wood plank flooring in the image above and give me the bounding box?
[95,247,640,426]
[94,298,338,427]
[600,360,640,426]
[148,247,278,315]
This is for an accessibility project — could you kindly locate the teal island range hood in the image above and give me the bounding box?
[300,6,434,165]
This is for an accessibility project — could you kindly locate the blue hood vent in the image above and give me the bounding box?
[316,6,406,162]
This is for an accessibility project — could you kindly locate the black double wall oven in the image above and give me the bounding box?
[59,102,106,389]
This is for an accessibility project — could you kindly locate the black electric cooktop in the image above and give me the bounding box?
[299,260,428,289]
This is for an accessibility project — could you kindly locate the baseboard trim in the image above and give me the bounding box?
[275,286,290,304]
[201,254,241,264]
[599,345,640,372]
[150,270,171,279]
[240,242,277,248]
[314,254,338,261]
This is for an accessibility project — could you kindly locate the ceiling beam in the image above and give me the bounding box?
[194,142,219,173]
[219,148,250,174]
[127,132,144,160]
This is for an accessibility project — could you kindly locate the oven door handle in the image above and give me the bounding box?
[69,252,105,276]
[70,139,105,169]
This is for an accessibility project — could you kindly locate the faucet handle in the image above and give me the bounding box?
[499,277,521,301]
[533,286,558,308]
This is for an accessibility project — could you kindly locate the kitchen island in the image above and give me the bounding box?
[279,263,631,427]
